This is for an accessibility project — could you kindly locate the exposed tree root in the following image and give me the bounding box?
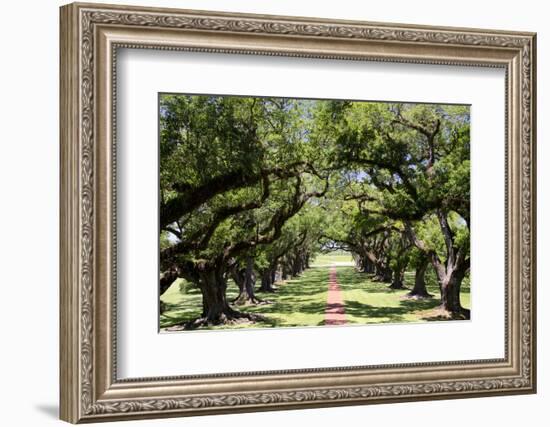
[165,310,267,331]
[232,294,272,306]
[388,282,407,290]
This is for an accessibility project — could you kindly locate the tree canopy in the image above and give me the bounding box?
[159,94,471,326]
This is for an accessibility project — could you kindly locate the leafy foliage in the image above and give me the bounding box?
[159,94,471,324]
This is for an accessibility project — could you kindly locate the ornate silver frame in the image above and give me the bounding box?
[60,2,536,423]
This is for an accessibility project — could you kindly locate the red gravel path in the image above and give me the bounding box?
[325,266,347,326]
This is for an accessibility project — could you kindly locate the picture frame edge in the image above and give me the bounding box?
[59,2,537,423]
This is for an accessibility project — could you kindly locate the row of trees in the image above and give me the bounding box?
[159,94,471,326]
[320,101,470,317]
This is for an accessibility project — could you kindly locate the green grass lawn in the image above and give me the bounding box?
[338,268,470,324]
[161,267,329,330]
[311,252,354,267]
[160,264,470,331]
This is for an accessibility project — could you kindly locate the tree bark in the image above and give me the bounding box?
[181,264,263,328]
[407,258,433,298]
[291,253,304,277]
[404,218,470,319]
[258,266,277,292]
[198,268,233,321]
[282,263,292,280]
[363,257,375,273]
[354,254,375,273]
[363,249,392,281]
[439,267,469,318]
[389,267,406,289]
[159,266,180,295]
[232,257,264,305]
[373,265,392,282]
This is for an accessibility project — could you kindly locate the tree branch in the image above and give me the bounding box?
[436,209,455,262]
[161,161,317,228]
[160,175,271,261]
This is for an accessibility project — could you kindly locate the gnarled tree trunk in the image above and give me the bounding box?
[354,253,375,273]
[373,264,392,282]
[439,267,469,318]
[258,266,277,292]
[407,257,433,298]
[183,263,263,328]
[281,262,292,280]
[232,256,264,305]
[389,267,406,289]
[198,268,233,321]
[291,252,306,277]
[405,214,470,319]
[362,257,375,273]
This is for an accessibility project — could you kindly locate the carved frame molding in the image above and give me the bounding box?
[60,2,536,423]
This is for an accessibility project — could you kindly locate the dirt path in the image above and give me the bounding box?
[325,266,347,326]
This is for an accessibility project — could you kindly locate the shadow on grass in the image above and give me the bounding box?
[160,265,471,330]
[344,297,441,323]
[338,267,470,299]
[336,268,401,294]
[161,267,330,330]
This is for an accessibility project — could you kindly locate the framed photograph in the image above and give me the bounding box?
[60,2,537,423]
